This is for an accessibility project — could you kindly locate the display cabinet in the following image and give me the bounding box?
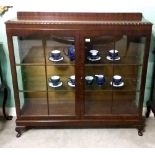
[5,12,152,137]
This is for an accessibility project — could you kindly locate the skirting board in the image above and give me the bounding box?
[0,107,16,116]
[0,107,154,117]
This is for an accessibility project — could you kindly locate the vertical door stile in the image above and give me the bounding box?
[42,39,49,115]
[111,38,115,114]
[75,32,84,117]
[80,33,85,116]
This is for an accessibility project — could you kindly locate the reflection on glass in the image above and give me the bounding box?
[49,92,75,115]
[13,36,44,64]
[112,91,139,114]
[16,66,46,91]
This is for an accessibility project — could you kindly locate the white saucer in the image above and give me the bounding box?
[68,81,75,87]
[49,56,63,62]
[106,56,120,61]
[110,81,124,87]
[48,81,63,88]
[87,56,101,61]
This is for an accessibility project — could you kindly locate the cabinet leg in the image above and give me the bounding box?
[2,87,13,120]
[15,126,26,138]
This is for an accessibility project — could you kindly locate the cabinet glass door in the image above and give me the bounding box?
[14,34,76,116]
[84,34,145,116]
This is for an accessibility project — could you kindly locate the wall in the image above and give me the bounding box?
[0,0,155,108]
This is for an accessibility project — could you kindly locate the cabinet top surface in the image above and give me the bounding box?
[6,12,152,26]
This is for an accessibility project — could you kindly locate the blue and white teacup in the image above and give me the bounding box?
[112,75,122,85]
[95,74,105,85]
[51,50,61,60]
[69,75,75,85]
[50,75,60,86]
[108,49,119,59]
[85,76,94,85]
[89,50,99,59]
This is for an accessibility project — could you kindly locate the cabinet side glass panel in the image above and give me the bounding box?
[112,36,145,115]
[13,36,44,64]
[19,92,48,116]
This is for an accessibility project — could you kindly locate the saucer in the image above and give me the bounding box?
[110,81,124,87]
[68,81,75,87]
[106,56,120,61]
[48,81,63,88]
[87,56,101,61]
[49,56,63,62]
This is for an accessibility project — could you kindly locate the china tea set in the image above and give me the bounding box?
[87,49,120,62]
[49,47,120,62]
[49,46,75,62]
[48,74,124,88]
[85,74,124,87]
[48,75,75,88]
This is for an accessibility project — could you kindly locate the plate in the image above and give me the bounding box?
[110,81,124,87]
[48,81,63,88]
[106,56,120,61]
[49,56,63,62]
[68,81,75,87]
[87,56,101,61]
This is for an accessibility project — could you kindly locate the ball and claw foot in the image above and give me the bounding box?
[16,132,22,138]
[15,126,26,138]
[138,128,144,136]
[138,130,143,136]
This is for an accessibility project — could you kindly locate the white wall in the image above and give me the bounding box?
[0,0,155,106]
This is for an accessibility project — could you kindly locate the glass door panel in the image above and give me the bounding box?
[84,35,114,115]
[112,35,145,115]
[112,91,139,114]
[85,91,112,115]
[19,92,48,116]
[13,36,44,64]
[46,36,76,116]
[46,38,75,65]
[84,34,145,116]
[16,66,46,91]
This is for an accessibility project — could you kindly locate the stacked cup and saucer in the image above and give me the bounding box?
[48,75,63,88]
[68,75,75,87]
[49,50,63,62]
[110,75,124,87]
[87,50,101,62]
[106,49,120,61]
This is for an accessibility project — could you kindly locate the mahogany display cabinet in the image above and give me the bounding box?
[5,12,152,137]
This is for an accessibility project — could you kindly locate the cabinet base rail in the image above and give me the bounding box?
[15,118,145,137]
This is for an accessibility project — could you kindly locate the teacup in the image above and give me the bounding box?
[69,75,75,85]
[50,75,60,86]
[51,50,61,60]
[68,46,75,61]
[89,50,99,59]
[108,49,119,59]
[85,76,94,85]
[95,74,105,85]
[112,75,122,85]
